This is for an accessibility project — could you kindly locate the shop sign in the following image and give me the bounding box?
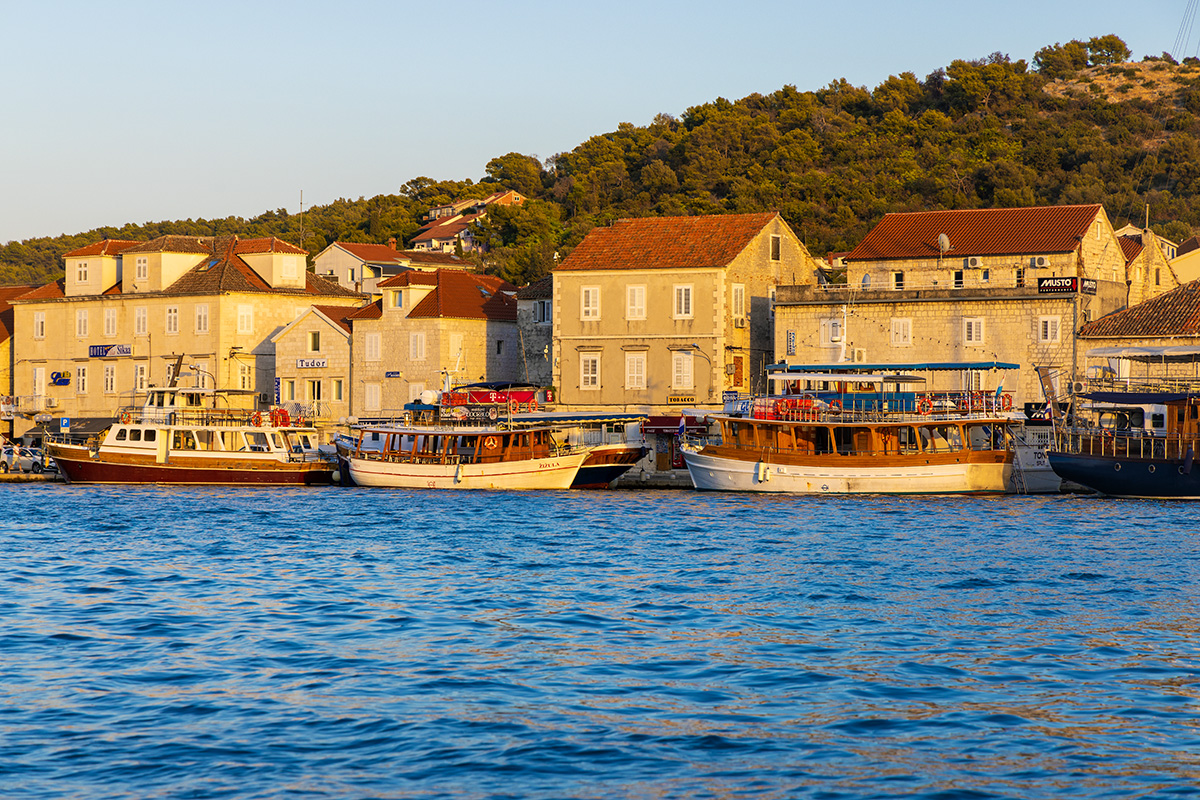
[667,394,695,404]
[89,344,131,357]
[296,358,327,368]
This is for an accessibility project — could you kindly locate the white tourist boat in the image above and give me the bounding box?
[683,364,1016,494]
[340,423,588,489]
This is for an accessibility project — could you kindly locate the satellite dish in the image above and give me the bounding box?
[938,233,951,253]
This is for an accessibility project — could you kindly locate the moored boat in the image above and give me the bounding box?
[340,423,587,489]
[683,364,1015,494]
[1046,345,1200,498]
[46,386,336,485]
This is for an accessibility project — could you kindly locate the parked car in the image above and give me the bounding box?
[0,446,57,473]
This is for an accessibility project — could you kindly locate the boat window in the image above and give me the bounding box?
[194,430,214,451]
[371,432,381,442]
[172,430,197,451]
[1150,413,1165,430]
[143,429,156,442]
[834,426,872,455]
[299,434,313,450]
[896,426,920,454]
[965,424,1000,451]
[918,425,961,452]
[270,433,284,450]
[245,431,269,451]
[129,429,142,442]
[115,428,127,441]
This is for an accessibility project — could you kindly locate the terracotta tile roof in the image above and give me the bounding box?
[555,212,781,271]
[311,304,358,334]
[63,239,142,258]
[13,279,67,301]
[163,238,360,297]
[411,213,484,244]
[386,270,516,321]
[515,274,552,300]
[0,284,39,341]
[401,250,468,267]
[123,235,215,254]
[844,204,1104,262]
[1178,235,1200,256]
[1080,279,1200,337]
[335,241,406,264]
[235,237,307,255]
[346,300,382,320]
[378,271,439,289]
[1118,236,1144,264]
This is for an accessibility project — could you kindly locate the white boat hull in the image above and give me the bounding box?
[346,451,587,490]
[683,449,1010,494]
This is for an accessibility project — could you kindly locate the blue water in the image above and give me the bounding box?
[1,486,1198,799]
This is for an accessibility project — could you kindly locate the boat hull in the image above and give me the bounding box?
[574,444,646,489]
[346,451,587,490]
[683,449,1011,494]
[1047,451,1200,498]
[49,445,334,486]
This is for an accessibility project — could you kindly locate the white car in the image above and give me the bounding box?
[0,446,57,474]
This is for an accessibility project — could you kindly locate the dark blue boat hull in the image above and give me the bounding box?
[1048,451,1200,498]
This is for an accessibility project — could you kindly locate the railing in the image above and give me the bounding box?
[815,275,1031,292]
[1081,376,1200,395]
[1056,429,1200,461]
[741,392,1015,425]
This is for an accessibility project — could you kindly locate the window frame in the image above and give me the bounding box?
[308,330,321,353]
[134,307,148,336]
[76,365,88,394]
[672,350,694,390]
[890,317,912,347]
[365,332,381,362]
[1038,315,1061,344]
[237,304,254,334]
[195,304,209,334]
[731,283,745,319]
[625,352,646,390]
[75,309,88,338]
[673,284,694,320]
[410,331,427,361]
[165,305,179,335]
[33,311,45,339]
[964,317,986,346]
[580,353,600,390]
[626,285,646,320]
[104,308,117,337]
[135,256,148,281]
[581,286,601,320]
[103,364,116,394]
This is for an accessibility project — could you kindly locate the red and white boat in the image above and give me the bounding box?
[46,387,336,485]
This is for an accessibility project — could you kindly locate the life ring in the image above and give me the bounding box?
[530,398,538,412]
[483,436,499,450]
[1001,394,1013,411]
[917,396,933,415]
[251,411,264,427]
[828,399,842,414]
[508,399,519,415]
[119,410,132,424]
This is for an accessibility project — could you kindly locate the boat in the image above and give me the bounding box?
[682,363,1016,494]
[339,423,588,489]
[46,386,337,485]
[1046,345,1200,498]
[506,412,647,488]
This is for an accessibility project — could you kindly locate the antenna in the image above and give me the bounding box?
[938,233,951,253]
[299,190,305,257]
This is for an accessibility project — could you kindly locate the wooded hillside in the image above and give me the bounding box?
[6,34,1199,288]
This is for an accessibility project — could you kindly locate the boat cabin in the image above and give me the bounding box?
[104,424,319,456]
[353,426,559,465]
[716,417,1006,458]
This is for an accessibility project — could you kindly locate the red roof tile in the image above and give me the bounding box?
[555,212,781,271]
[335,241,404,264]
[0,284,39,342]
[14,279,66,301]
[515,274,552,300]
[392,270,516,321]
[235,237,307,255]
[844,205,1104,262]
[63,239,142,258]
[311,304,358,334]
[378,271,439,289]
[1081,279,1200,337]
[1118,236,1144,264]
[123,235,215,254]
[346,300,382,320]
[411,213,484,244]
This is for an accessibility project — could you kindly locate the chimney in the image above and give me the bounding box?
[387,237,397,251]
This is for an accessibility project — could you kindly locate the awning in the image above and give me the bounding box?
[643,415,707,434]
[768,372,926,384]
[767,360,1020,372]
[1085,346,1200,363]
[1081,391,1192,404]
[33,416,115,435]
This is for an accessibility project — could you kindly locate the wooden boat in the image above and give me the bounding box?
[46,387,336,485]
[1046,346,1200,498]
[340,424,587,489]
[506,412,647,488]
[683,365,1014,494]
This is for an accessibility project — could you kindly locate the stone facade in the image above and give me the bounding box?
[515,276,553,387]
[271,307,355,423]
[553,213,820,412]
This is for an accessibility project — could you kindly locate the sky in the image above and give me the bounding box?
[0,0,1192,244]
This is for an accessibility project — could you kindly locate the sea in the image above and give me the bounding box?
[1,485,1197,800]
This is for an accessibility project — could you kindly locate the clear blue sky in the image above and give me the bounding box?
[0,0,1189,243]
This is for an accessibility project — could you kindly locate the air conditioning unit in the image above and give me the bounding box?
[966,256,984,269]
[733,317,747,328]
[44,398,58,408]
[853,348,868,363]
[1071,381,1086,394]
[1033,256,1050,268]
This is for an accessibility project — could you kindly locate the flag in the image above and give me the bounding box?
[677,416,686,437]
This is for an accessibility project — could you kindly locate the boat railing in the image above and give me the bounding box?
[1082,376,1200,396]
[1055,428,1200,460]
[124,406,312,429]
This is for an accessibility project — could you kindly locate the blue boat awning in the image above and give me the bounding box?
[768,361,1020,373]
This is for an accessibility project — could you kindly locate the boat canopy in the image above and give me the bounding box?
[1082,391,1193,403]
[510,412,647,425]
[767,360,1020,373]
[768,372,926,384]
[1085,346,1200,363]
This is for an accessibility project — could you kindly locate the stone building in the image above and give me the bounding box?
[345,269,518,417]
[515,275,553,387]
[775,204,1145,405]
[312,240,467,296]
[1076,277,1200,381]
[270,305,359,423]
[7,235,363,439]
[552,212,820,412]
[0,284,39,442]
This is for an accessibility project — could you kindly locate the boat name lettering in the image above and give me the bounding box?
[89,344,132,358]
[296,358,327,368]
